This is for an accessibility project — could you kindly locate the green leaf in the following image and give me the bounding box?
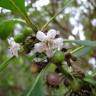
[0,0,38,31]
[0,19,24,40]
[26,72,43,96]
[0,0,26,14]
[0,56,15,72]
[72,47,91,58]
[64,40,96,47]
[26,64,49,96]
[84,75,96,85]
[28,76,44,96]
[0,20,15,40]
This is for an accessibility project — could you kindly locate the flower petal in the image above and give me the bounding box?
[47,29,57,39]
[10,47,18,57]
[45,49,54,58]
[9,43,20,57]
[34,42,45,53]
[7,37,15,45]
[36,31,46,41]
[54,38,64,50]
[8,37,20,57]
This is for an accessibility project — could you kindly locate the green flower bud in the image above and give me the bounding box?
[46,73,62,87]
[14,33,25,43]
[71,79,81,92]
[14,27,32,43]
[23,27,32,37]
[52,51,64,63]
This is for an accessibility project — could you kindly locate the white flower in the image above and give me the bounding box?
[91,19,96,27]
[54,38,64,50]
[8,37,20,57]
[34,29,64,57]
[88,57,96,68]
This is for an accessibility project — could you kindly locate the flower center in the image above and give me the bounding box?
[45,39,54,49]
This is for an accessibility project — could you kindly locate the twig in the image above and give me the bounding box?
[41,0,75,31]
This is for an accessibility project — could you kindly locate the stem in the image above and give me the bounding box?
[59,65,73,79]
[60,46,85,79]
[44,7,68,32]
[41,0,74,31]
[0,56,15,72]
[92,72,96,77]
[63,39,86,54]
[63,39,73,43]
[25,14,38,32]
[64,87,71,96]
[9,0,38,31]
[71,46,85,54]
[46,86,52,96]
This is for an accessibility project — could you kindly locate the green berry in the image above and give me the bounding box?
[14,27,32,43]
[52,51,64,63]
[23,27,32,37]
[71,79,81,92]
[14,33,25,43]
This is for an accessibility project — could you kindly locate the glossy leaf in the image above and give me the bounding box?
[72,47,92,58]
[26,64,49,96]
[84,75,96,85]
[0,19,25,40]
[0,0,38,32]
[0,56,15,72]
[0,0,26,14]
[64,40,96,47]
[28,76,44,96]
[0,20,15,40]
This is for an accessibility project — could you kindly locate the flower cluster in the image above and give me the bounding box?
[34,29,64,57]
[7,29,63,58]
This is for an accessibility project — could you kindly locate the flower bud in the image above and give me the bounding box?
[70,79,81,92]
[63,77,70,87]
[30,63,40,73]
[46,73,62,87]
[14,33,25,43]
[52,51,64,63]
